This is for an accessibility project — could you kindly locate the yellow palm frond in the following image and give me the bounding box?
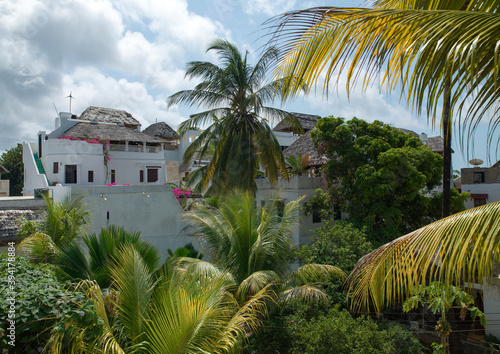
[346,201,500,313]
[267,6,500,153]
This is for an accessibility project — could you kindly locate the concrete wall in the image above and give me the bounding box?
[22,142,48,195]
[68,184,192,261]
[461,183,500,209]
[0,180,9,197]
[42,139,105,185]
[256,176,327,245]
[482,278,500,339]
[273,131,299,148]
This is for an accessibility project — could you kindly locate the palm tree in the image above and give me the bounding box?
[56,225,160,288]
[180,191,346,305]
[167,38,302,194]
[48,246,272,353]
[17,192,91,263]
[266,0,500,215]
[345,201,500,314]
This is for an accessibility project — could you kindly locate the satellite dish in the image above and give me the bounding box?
[469,159,483,166]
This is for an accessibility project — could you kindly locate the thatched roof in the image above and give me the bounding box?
[398,128,419,138]
[143,122,179,140]
[0,165,8,174]
[273,112,321,133]
[427,136,445,154]
[79,106,141,128]
[62,123,165,144]
[398,128,446,154]
[283,130,328,167]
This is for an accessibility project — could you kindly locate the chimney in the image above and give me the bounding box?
[419,133,428,145]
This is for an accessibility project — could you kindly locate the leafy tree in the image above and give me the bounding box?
[180,191,346,306]
[312,117,443,244]
[48,246,272,353]
[250,305,424,354]
[0,143,23,196]
[295,222,373,274]
[267,0,500,215]
[167,39,300,195]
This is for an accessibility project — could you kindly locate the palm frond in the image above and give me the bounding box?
[267,6,500,155]
[109,246,155,346]
[17,232,58,263]
[346,201,500,314]
[285,263,346,286]
[280,284,329,306]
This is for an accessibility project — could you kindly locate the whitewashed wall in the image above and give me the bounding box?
[22,142,48,195]
[461,183,500,209]
[256,176,327,245]
[68,184,193,261]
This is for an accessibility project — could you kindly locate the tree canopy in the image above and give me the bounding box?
[0,143,23,196]
[312,117,443,244]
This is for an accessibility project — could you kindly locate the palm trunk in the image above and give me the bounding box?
[442,81,452,218]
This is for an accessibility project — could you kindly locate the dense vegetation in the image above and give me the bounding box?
[0,144,23,196]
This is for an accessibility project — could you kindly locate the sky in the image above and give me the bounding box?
[0,0,496,170]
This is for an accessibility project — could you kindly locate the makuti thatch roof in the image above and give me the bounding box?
[0,165,8,174]
[273,112,321,134]
[143,122,179,140]
[62,123,165,144]
[79,106,141,129]
[283,130,328,167]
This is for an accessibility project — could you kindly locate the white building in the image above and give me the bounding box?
[460,161,500,208]
[22,107,192,194]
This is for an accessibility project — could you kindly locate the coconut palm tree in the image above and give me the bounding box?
[48,246,272,353]
[180,191,346,305]
[167,38,302,195]
[266,0,500,215]
[345,201,500,314]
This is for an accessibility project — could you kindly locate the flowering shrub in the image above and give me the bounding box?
[173,187,191,199]
[58,135,111,165]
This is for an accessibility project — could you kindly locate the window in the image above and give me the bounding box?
[53,162,59,174]
[147,168,158,183]
[474,172,485,183]
[474,198,487,207]
[140,170,144,183]
[65,165,77,184]
[88,171,94,183]
[111,170,116,184]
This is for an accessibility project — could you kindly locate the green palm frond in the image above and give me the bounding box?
[236,270,280,303]
[285,263,346,286]
[346,201,500,314]
[280,284,329,306]
[109,246,155,347]
[56,240,91,281]
[17,232,58,263]
[267,5,500,154]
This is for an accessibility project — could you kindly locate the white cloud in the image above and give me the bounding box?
[242,0,297,16]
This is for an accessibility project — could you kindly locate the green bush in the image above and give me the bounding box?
[295,221,373,273]
[249,306,424,354]
[0,254,93,353]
